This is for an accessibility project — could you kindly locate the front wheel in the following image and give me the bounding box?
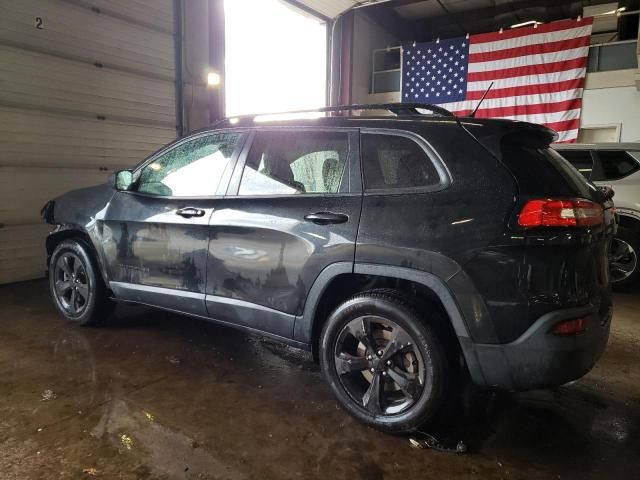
[49,239,113,326]
[320,290,449,434]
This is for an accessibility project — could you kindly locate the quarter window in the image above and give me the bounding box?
[239,131,349,195]
[593,151,640,181]
[361,133,440,190]
[136,133,242,197]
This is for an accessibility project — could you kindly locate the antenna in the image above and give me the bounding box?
[469,82,494,118]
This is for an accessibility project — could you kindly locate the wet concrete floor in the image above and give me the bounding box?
[1,279,638,479]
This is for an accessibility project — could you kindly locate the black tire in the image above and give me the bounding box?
[610,227,640,290]
[48,239,113,326]
[320,289,449,434]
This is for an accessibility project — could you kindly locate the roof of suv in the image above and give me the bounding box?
[210,102,556,137]
[212,114,556,139]
[554,143,640,151]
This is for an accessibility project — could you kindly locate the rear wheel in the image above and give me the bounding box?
[49,239,113,325]
[609,227,639,290]
[320,290,448,433]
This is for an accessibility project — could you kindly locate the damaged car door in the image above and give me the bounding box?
[101,131,247,316]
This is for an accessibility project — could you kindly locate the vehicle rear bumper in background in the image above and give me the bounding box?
[461,304,612,390]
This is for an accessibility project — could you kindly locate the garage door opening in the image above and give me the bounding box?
[224,0,327,117]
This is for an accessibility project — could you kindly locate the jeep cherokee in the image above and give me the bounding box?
[41,104,615,433]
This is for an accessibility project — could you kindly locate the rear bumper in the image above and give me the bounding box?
[461,304,612,390]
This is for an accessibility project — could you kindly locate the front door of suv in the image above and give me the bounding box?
[102,131,246,316]
[204,128,362,339]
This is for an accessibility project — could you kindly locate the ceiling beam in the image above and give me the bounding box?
[398,0,618,39]
[281,0,332,22]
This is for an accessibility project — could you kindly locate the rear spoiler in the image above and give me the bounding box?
[461,121,558,161]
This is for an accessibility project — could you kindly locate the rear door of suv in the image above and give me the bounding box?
[203,127,362,339]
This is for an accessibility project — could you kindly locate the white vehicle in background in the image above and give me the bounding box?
[554,143,640,289]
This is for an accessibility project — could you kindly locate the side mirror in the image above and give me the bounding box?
[115,170,134,191]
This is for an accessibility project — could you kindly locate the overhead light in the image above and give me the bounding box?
[510,20,542,29]
[207,71,221,87]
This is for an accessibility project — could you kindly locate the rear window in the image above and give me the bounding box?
[593,150,640,181]
[361,133,441,191]
[501,139,594,198]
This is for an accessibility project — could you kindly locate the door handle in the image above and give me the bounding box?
[176,207,206,218]
[304,212,349,225]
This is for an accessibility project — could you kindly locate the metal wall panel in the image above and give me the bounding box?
[71,0,175,33]
[0,106,175,169]
[0,167,110,225]
[0,0,176,283]
[0,0,175,80]
[0,224,51,284]
[0,45,176,126]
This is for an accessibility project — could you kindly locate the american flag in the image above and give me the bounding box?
[402,18,593,143]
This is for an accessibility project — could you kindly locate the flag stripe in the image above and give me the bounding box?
[441,89,584,113]
[446,99,583,119]
[469,36,590,63]
[467,67,586,91]
[469,25,592,54]
[556,129,580,142]
[501,108,582,124]
[468,46,589,73]
[467,57,588,82]
[465,78,585,101]
[543,118,581,133]
[470,18,593,44]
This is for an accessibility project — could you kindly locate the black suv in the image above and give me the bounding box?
[42,104,614,433]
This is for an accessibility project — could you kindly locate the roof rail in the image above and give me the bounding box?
[211,102,455,128]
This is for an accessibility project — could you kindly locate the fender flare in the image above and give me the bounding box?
[293,262,487,385]
[46,225,110,286]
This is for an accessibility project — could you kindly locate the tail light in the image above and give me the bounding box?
[552,317,587,335]
[518,198,603,228]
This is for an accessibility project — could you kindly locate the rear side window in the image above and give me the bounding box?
[361,133,440,191]
[239,131,349,195]
[559,150,594,179]
[501,141,593,198]
[592,150,640,181]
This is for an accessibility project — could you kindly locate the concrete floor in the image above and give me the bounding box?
[0,280,638,480]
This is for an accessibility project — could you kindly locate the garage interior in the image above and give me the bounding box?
[0,0,639,479]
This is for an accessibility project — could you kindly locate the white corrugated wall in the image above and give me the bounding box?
[0,0,178,283]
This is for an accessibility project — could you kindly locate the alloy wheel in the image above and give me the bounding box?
[53,253,90,316]
[333,315,426,416]
[609,238,637,283]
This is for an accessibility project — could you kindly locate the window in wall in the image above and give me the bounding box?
[239,131,349,195]
[224,0,327,116]
[137,133,242,197]
[361,134,441,190]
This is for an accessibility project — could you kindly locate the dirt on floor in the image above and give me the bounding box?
[0,280,638,479]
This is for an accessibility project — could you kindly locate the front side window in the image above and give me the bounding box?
[136,133,242,197]
[593,150,640,181]
[239,131,349,195]
[559,150,594,180]
[361,133,440,191]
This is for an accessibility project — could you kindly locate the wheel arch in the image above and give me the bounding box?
[46,226,110,287]
[618,213,640,232]
[294,263,486,385]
